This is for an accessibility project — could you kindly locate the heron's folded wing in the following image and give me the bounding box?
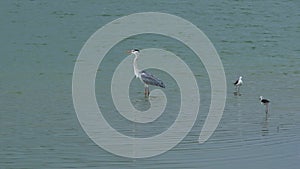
[140,71,165,88]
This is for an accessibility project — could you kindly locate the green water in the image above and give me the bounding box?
[1,0,299,168]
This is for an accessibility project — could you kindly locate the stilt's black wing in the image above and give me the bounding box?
[261,99,270,103]
[234,79,238,85]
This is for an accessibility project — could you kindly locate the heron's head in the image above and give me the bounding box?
[128,49,140,55]
[239,76,242,80]
[259,96,263,100]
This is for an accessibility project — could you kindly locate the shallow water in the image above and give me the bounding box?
[1,0,299,168]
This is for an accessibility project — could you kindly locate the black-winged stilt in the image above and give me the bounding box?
[234,76,243,94]
[259,96,270,113]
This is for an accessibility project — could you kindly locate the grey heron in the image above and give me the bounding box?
[259,96,270,113]
[128,49,165,97]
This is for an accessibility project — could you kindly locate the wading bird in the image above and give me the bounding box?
[259,96,270,113]
[234,76,243,93]
[128,49,165,97]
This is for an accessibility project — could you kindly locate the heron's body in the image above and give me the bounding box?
[140,70,165,88]
[130,49,165,96]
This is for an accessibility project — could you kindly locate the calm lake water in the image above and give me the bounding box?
[1,0,299,168]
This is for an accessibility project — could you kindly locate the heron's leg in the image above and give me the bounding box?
[265,104,269,114]
[144,86,149,97]
[146,86,150,97]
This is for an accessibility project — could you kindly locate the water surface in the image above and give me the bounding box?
[0,0,299,168]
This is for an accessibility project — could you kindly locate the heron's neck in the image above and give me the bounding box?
[133,53,140,78]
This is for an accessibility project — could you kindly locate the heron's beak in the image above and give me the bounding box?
[126,50,131,54]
